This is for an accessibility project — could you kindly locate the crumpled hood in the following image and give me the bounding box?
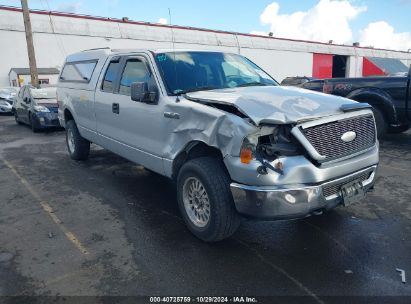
[185,86,359,125]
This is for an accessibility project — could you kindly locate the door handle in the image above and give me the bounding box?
[164,112,180,119]
[112,103,119,114]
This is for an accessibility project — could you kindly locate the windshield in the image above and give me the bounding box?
[30,87,57,100]
[154,52,278,95]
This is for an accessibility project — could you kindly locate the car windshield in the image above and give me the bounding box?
[30,87,57,99]
[154,51,278,95]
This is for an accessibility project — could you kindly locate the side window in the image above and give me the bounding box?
[102,59,120,93]
[39,79,49,85]
[24,88,31,102]
[60,60,97,83]
[119,59,151,96]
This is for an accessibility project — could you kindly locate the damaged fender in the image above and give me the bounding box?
[161,98,258,177]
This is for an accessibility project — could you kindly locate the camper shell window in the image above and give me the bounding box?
[60,60,98,83]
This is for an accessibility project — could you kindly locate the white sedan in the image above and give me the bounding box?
[0,87,19,113]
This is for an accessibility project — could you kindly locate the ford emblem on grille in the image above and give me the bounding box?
[341,131,357,142]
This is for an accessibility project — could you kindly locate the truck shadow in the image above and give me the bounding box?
[380,130,411,148]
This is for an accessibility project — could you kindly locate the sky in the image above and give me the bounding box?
[0,0,410,51]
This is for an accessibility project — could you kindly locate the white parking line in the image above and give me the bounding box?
[2,158,89,255]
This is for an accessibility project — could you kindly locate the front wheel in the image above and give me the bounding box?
[177,157,241,242]
[66,120,90,160]
[29,113,40,133]
[14,111,22,125]
[372,107,387,139]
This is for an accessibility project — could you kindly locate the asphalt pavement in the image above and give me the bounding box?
[0,113,410,303]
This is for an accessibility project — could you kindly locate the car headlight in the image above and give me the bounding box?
[33,105,50,112]
[240,125,302,165]
[240,134,258,164]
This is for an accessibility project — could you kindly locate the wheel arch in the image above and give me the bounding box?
[346,88,398,125]
[171,141,225,182]
[64,108,74,123]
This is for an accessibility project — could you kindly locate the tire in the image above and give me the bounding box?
[29,112,40,133]
[14,111,22,125]
[66,120,90,160]
[371,107,387,139]
[177,157,241,242]
[390,125,410,134]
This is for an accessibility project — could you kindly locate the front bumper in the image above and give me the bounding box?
[33,112,61,128]
[230,165,377,220]
[0,102,12,113]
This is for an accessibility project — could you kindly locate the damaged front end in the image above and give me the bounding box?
[239,124,303,175]
[222,111,379,220]
[171,88,379,220]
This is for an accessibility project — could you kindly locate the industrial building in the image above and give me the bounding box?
[8,67,59,87]
[0,5,410,87]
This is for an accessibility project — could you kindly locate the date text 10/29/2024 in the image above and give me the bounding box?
[150,297,258,303]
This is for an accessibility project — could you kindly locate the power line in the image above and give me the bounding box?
[40,0,67,57]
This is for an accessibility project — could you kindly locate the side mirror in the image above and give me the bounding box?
[130,82,157,104]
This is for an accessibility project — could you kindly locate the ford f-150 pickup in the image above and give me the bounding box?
[57,49,379,242]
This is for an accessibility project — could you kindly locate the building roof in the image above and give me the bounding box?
[366,57,408,74]
[9,68,60,75]
[1,5,411,55]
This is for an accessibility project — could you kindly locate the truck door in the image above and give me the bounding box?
[21,87,31,124]
[94,55,165,174]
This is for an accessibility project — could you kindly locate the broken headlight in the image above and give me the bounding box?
[240,133,258,164]
[256,125,301,162]
[240,125,301,165]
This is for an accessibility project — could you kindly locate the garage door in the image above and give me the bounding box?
[312,53,333,78]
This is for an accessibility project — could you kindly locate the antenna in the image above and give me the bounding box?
[169,8,180,101]
[168,8,175,51]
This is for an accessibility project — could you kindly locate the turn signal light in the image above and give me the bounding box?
[240,147,253,164]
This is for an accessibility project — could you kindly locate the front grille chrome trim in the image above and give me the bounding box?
[292,109,377,164]
[291,126,327,161]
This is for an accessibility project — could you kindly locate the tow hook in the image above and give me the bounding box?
[255,154,284,175]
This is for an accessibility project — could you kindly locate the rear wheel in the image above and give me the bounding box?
[372,107,387,139]
[177,157,241,242]
[66,120,90,160]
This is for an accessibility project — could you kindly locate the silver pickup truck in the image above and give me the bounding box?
[57,48,379,242]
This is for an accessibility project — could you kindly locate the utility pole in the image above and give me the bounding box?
[21,0,39,87]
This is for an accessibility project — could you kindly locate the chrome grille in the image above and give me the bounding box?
[301,114,376,162]
[322,172,370,198]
